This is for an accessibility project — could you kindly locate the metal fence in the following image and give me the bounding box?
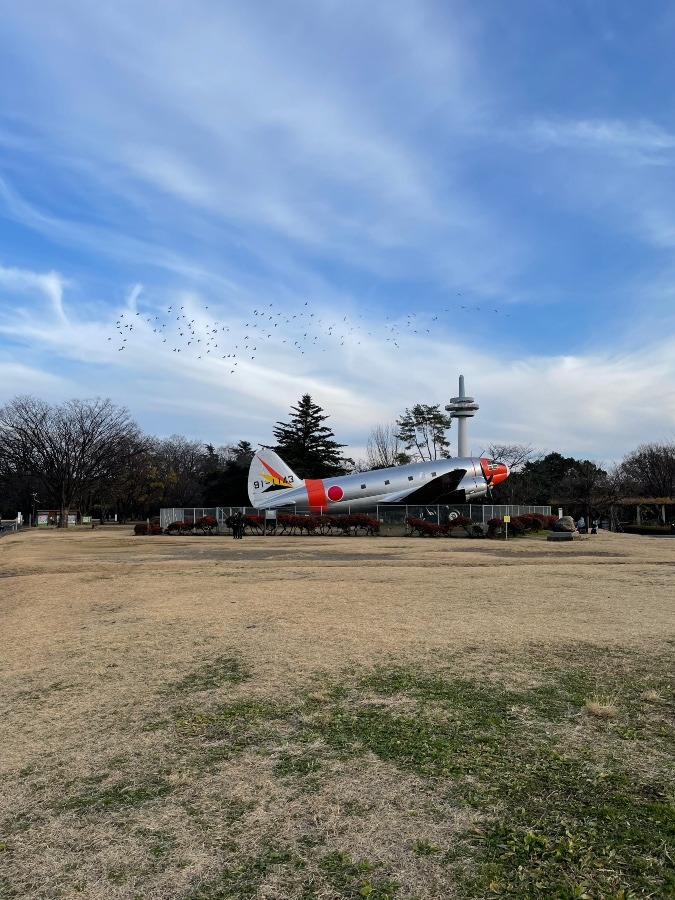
[159,504,551,531]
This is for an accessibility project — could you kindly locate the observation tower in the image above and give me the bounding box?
[445,375,479,458]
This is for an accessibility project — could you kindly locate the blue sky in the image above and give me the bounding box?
[1,0,674,464]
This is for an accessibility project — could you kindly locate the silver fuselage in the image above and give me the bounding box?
[253,457,487,511]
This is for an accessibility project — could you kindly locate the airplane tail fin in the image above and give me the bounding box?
[248,447,303,507]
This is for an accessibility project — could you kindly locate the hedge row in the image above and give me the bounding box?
[274,513,380,535]
[134,513,381,536]
[486,513,559,537]
[136,512,562,538]
[405,513,559,538]
[405,516,483,537]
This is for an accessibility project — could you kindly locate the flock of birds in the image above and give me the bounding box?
[107,294,511,372]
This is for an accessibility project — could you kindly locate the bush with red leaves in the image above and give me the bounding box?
[273,512,380,536]
[448,514,473,536]
[487,517,504,537]
[195,515,218,534]
[327,513,381,535]
[319,515,352,535]
[242,514,265,534]
[350,513,381,535]
[507,516,527,535]
[276,514,321,535]
[447,514,487,537]
[515,513,547,532]
[165,520,187,534]
[406,516,449,537]
[134,523,163,535]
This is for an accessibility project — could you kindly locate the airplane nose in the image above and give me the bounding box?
[491,462,509,485]
[479,458,510,486]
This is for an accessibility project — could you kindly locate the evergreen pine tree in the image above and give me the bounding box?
[395,404,452,461]
[273,394,352,478]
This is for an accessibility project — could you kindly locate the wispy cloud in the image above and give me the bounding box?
[529,117,675,165]
[0,263,68,322]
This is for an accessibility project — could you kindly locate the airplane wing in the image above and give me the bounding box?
[383,468,468,504]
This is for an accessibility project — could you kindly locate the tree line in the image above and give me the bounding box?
[0,393,673,525]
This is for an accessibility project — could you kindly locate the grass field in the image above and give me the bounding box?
[1,527,674,898]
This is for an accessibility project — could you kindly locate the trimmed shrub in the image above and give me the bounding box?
[350,513,381,535]
[134,523,163,536]
[165,520,187,534]
[195,515,218,534]
[321,515,353,535]
[277,514,321,535]
[516,513,547,531]
[622,524,670,535]
[448,515,487,537]
[507,515,527,536]
[242,514,265,534]
[405,516,449,537]
[487,517,503,537]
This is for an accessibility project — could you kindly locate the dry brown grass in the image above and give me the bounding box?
[641,689,661,702]
[1,526,673,898]
[583,698,618,718]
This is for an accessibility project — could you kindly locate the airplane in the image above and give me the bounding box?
[248,447,509,512]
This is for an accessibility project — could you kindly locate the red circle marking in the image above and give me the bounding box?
[327,485,344,502]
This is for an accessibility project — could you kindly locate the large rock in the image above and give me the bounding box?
[552,515,576,533]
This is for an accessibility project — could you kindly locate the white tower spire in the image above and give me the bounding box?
[445,374,479,458]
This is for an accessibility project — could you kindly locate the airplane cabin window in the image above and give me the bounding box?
[431,472,436,477]
[384,480,390,485]
[361,484,366,489]
[408,475,414,481]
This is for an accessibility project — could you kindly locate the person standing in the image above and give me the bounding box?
[233,510,244,539]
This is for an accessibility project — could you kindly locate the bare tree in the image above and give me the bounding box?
[366,423,408,469]
[619,441,675,500]
[485,443,535,472]
[151,435,208,507]
[0,396,144,526]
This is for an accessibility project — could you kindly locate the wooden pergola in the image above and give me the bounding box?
[613,498,674,526]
